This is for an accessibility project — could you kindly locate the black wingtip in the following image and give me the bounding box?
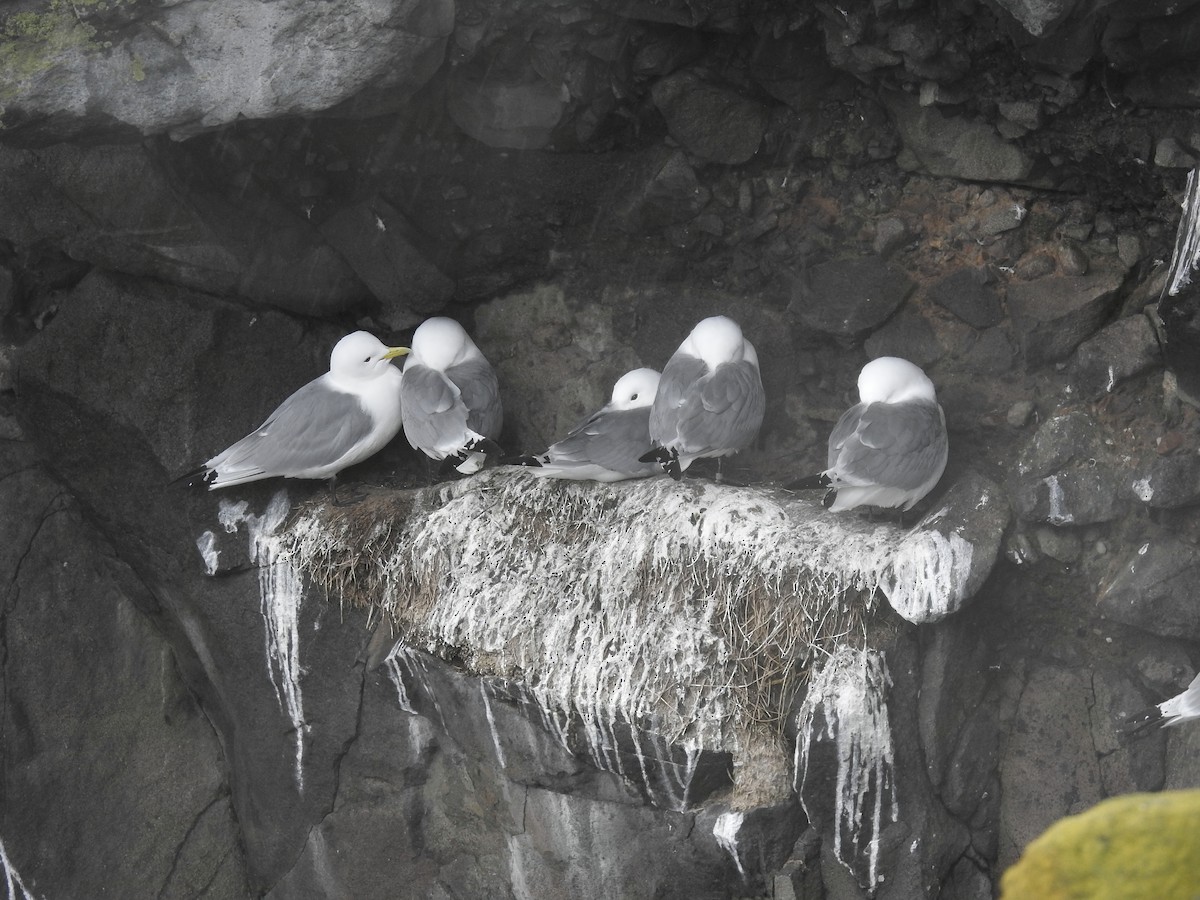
[171,466,215,489]
[503,454,544,468]
[1120,708,1163,737]
[785,473,832,492]
[638,446,671,464]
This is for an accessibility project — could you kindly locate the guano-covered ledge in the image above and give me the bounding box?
[199,467,1008,892]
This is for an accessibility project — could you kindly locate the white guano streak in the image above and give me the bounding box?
[0,837,39,900]
[246,490,307,790]
[793,648,897,889]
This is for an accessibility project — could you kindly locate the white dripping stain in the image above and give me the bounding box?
[1164,167,1200,297]
[1106,364,1117,393]
[879,529,974,624]
[713,811,747,880]
[1131,476,1154,503]
[1044,475,1074,525]
[195,530,219,575]
[222,490,307,790]
[0,837,40,900]
[480,680,509,770]
[383,645,418,714]
[793,648,897,889]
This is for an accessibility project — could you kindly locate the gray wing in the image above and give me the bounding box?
[673,359,765,453]
[401,365,469,454]
[650,355,709,444]
[448,358,503,440]
[209,379,373,476]
[545,407,658,475]
[828,400,946,490]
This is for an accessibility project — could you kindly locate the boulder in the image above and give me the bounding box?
[0,0,454,143]
[1007,268,1126,366]
[650,68,769,165]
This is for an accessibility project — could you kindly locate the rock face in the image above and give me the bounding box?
[4,0,1200,898]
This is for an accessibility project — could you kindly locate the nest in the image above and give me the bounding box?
[284,470,910,755]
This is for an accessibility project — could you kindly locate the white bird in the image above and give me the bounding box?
[512,368,663,482]
[641,316,765,480]
[190,331,409,490]
[793,356,948,512]
[1124,672,1200,733]
[400,317,503,474]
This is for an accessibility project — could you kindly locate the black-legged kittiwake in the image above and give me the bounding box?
[189,331,409,490]
[791,356,948,512]
[640,316,765,480]
[510,367,663,482]
[1124,671,1200,733]
[400,317,503,475]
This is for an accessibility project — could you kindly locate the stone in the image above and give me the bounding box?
[1158,282,1200,406]
[1067,313,1161,400]
[789,254,915,341]
[961,327,1017,376]
[318,196,454,329]
[1154,137,1199,169]
[885,91,1034,183]
[610,149,712,233]
[1007,400,1036,428]
[863,307,944,367]
[872,216,912,258]
[0,141,368,318]
[1009,411,1124,525]
[997,665,1104,872]
[650,69,769,165]
[0,0,454,143]
[928,268,1005,329]
[1007,268,1126,366]
[447,60,569,151]
[1130,450,1200,509]
[1097,533,1200,641]
[631,26,705,78]
[998,100,1043,131]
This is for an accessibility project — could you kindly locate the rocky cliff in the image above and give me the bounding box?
[3,0,1200,898]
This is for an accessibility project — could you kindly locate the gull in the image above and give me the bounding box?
[791,356,948,512]
[188,330,408,493]
[510,368,663,482]
[400,317,503,475]
[640,316,765,480]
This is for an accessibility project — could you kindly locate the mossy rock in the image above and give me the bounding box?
[1001,790,1200,900]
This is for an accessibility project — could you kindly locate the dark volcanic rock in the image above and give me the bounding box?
[789,254,915,342]
[1097,533,1200,641]
[863,307,944,367]
[650,69,769,165]
[1007,268,1127,366]
[611,149,712,233]
[1130,450,1200,509]
[1159,282,1200,407]
[1009,411,1124,525]
[319,196,454,329]
[929,268,1006,329]
[1067,313,1161,400]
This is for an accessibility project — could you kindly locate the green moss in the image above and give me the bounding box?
[1001,791,1200,900]
[0,1,115,102]
[129,53,143,82]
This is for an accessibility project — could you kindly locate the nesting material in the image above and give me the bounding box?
[285,470,993,760]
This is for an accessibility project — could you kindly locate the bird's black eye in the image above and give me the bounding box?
[631,393,639,400]
[364,356,372,363]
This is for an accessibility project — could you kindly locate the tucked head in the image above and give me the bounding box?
[857,357,937,404]
[609,368,661,410]
[681,315,748,368]
[329,331,409,380]
[408,317,479,371]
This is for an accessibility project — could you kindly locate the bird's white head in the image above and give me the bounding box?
[407,317,479,372]
[329,331,409,380]
[609,368,661,410]
[857,356,937,405]
[681,316,748,369]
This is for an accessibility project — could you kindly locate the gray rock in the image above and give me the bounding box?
[872,216,912,258]
[790,255,915,341]
[1154,137,1199,169]
[863,307,944,367]
[928,268,1005,328]
[651,69,769,165]
[447,62,569,150]
[1007,268,1127,366]
[997,665,1103,871]
[0,141,368,317]
[1089,668,1165,797]
[0,0,453,142]
[610,149,712,233]
[961,327,1018,376]
[1010,411,1124,525]
[319,196,454,329]
[1097,533,1200,640]
[997,100,1043,131]
[1067,313,1161,400]
[631,26,705,78]
[988,0,1075,37]
[885,92,1034,183]
[1158,280,1200,406]
[1130,450,1200,509]
[1007,400,1036,428]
